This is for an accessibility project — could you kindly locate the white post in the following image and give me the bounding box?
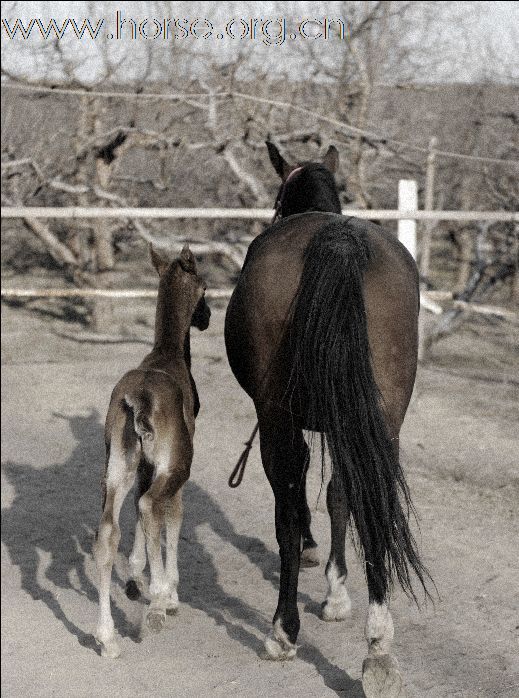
[398,179,417,259]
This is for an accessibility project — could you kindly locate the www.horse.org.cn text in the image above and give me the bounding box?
[1,14,349,44]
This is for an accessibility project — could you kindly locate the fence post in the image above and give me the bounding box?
[398,179,417,259]
[398,179,425,361]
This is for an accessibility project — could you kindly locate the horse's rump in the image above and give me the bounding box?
[226,214,419,414]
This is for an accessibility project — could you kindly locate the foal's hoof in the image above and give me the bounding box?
[146,609,166,633]
[165,593,179,615]
[362,654,405,698]
[126,579,141,601]
[96,637,121,659]
[301,546,320,568]
[263,621,297,661]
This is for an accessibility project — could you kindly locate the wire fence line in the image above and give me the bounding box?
[3,82,519,167]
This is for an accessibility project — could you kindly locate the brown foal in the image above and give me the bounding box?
[94,244,210,658]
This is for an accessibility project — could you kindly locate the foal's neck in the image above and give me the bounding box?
[153,287,192,361]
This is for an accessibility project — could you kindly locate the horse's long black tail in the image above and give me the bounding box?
[290,221,431,603]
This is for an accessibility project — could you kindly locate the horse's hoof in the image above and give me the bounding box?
[146,609,166,633]
[301,546,320,568]
[362,654,405,698]
[321,593,351,621]
[126,579,141,600]
[263,621,297,661]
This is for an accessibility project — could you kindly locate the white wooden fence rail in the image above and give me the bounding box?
[2,192,517,327]
[2,207,517,221]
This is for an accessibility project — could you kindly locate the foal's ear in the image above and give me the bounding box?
[149,244,169,276]
[266,140,291,180]
[322,145,339,174]
[179,244,196,273]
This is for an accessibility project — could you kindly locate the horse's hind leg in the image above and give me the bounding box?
[362,437,405,696]
[258,413,306,661]
[94,431,138,658]
[362,564,403,698]
[322,478,351,621]
[299,441,319,568]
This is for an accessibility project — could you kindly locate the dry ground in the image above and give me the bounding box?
[2,300,518,697]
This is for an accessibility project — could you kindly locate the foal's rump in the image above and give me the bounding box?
[106,370,191,471]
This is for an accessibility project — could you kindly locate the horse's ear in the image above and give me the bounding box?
[322,145,339,174]
[266,140,291,179]
[179,244,196,273]
[149,244,169,276]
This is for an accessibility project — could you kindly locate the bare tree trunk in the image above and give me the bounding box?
[513,230,519,303]
[93,159,115,271]
[75,95,97,269]
[23,216,79,267]
[87,99,115,332]
[420,136,438,280]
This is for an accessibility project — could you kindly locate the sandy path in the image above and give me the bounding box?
[2,305,518,697]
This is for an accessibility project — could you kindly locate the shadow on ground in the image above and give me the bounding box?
[2,409,362,696]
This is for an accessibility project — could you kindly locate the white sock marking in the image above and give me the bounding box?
[323,560,351,620]
[365,602,394,656]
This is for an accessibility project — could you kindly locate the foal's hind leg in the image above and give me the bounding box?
[259,414,306,661]
[138,474,168,633]
[138,432,191,632]
[163,488,183,613]
[94,434,139,658]
[126,460,153,601]
[322,478,351,621]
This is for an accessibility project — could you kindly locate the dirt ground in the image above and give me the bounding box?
[2,298,518,698]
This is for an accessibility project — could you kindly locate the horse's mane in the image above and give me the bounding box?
[281,164,341,217]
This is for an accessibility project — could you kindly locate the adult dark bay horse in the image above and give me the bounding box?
[225,143,431,692]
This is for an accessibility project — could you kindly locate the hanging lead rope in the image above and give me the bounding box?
[228,422,259,488]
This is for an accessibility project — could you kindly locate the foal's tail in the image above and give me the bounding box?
[290,221,431,603]
[124,390,155,442]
